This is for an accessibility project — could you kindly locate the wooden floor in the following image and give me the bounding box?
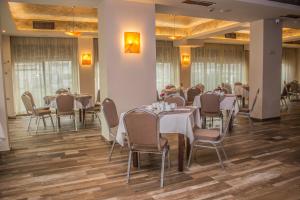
[1,105,300,200]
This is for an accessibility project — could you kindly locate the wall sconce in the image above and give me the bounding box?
[81,53,92,66]
[181,54,190,66]
[124,32,140,53]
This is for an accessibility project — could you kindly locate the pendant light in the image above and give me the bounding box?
[65,6,81,37]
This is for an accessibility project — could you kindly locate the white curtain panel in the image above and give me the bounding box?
[282,48,297,86]
[156,40,180,92]
[11,37,79,114]
[191,43,246,91]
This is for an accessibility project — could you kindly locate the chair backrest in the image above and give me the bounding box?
[96,90,101,103]
[164,95,185,107]
[187,87,201,102]
[179,89,186,100]
[195,83,205,93]
[102,98,119,128]
[200,92,221,116]
[220,100,236,142]
[123,108,161,151]
[222,83,232,94]
[23,91,36,107]
[233,83,243,96]
[21,93,35,115]
[250,88,260,112]
[56,88,69,95]
[56,94,74,114]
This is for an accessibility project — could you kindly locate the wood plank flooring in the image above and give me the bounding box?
[0,105,300,200]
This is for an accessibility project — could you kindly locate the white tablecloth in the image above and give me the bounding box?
[116,107,201,146]
[47,95,94,110]
[193,94,239,114]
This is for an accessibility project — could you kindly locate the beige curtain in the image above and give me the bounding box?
[156,40,180,92]
[282,48,297,85]
[191,43,246,91]
[11,36,79,114]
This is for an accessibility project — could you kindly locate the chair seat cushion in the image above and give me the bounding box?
[194,128,220,141]
[132,137,168,152]
[36,109,52,116]
[239,107,250,113]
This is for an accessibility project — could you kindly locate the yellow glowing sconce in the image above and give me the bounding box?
[181,54,190,66]
[124,32,140,53]
[81,53,92,66]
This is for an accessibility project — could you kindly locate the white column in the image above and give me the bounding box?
[0,13,10,151]
[78,38,95,101]
[249,19,282,120]
[98,0,156,140]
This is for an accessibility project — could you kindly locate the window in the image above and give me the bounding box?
[11,37,78,114]
[191,44,246,91]
[156,41,180,92]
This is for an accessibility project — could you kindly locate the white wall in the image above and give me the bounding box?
[78,38,95,101]
[0,14,10,151]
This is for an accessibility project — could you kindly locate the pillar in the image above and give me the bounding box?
[98,0,156,140]
[249,19,282,120]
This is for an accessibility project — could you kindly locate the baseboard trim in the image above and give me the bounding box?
[250,116,281,122]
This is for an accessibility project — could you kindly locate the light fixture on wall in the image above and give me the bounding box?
[65,6,81,37]
[168,15,182,40]
[124,32,140,53]
[181,54,190,66]
[81,53,92,65]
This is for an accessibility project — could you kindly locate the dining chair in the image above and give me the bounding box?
[24,91,50,110]
[233,82,243,107]
[187,87,201,105]
[281,84,289,109]
[21,93,54,134]
[200,92,222,128]
[123,108,170,188]
[238,88,260,125]
[102,98,120,161]
[188,100,236,169]
[164,95,185,107]
[222,83,232,94]
[195,83,205,93]
[85,95,102,127]
[56,94,77,132]
[56,88,69,95]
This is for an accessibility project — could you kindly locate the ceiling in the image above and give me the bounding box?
[1,0,300,47]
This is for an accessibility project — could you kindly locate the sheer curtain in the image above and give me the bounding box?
[11,36,79,114]
[93,38,100,97]
[191,43,246,91]
[282,48,297,85]
[156,40,180,92]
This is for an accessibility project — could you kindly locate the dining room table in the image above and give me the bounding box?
[116,104,201,172]
[44,94,94,126]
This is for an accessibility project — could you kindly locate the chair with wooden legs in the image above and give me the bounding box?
[123,108,170,188]
[55,94,77,132]
[102,98,120,161]
[21,93,54,134]
[188,100,236,169]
